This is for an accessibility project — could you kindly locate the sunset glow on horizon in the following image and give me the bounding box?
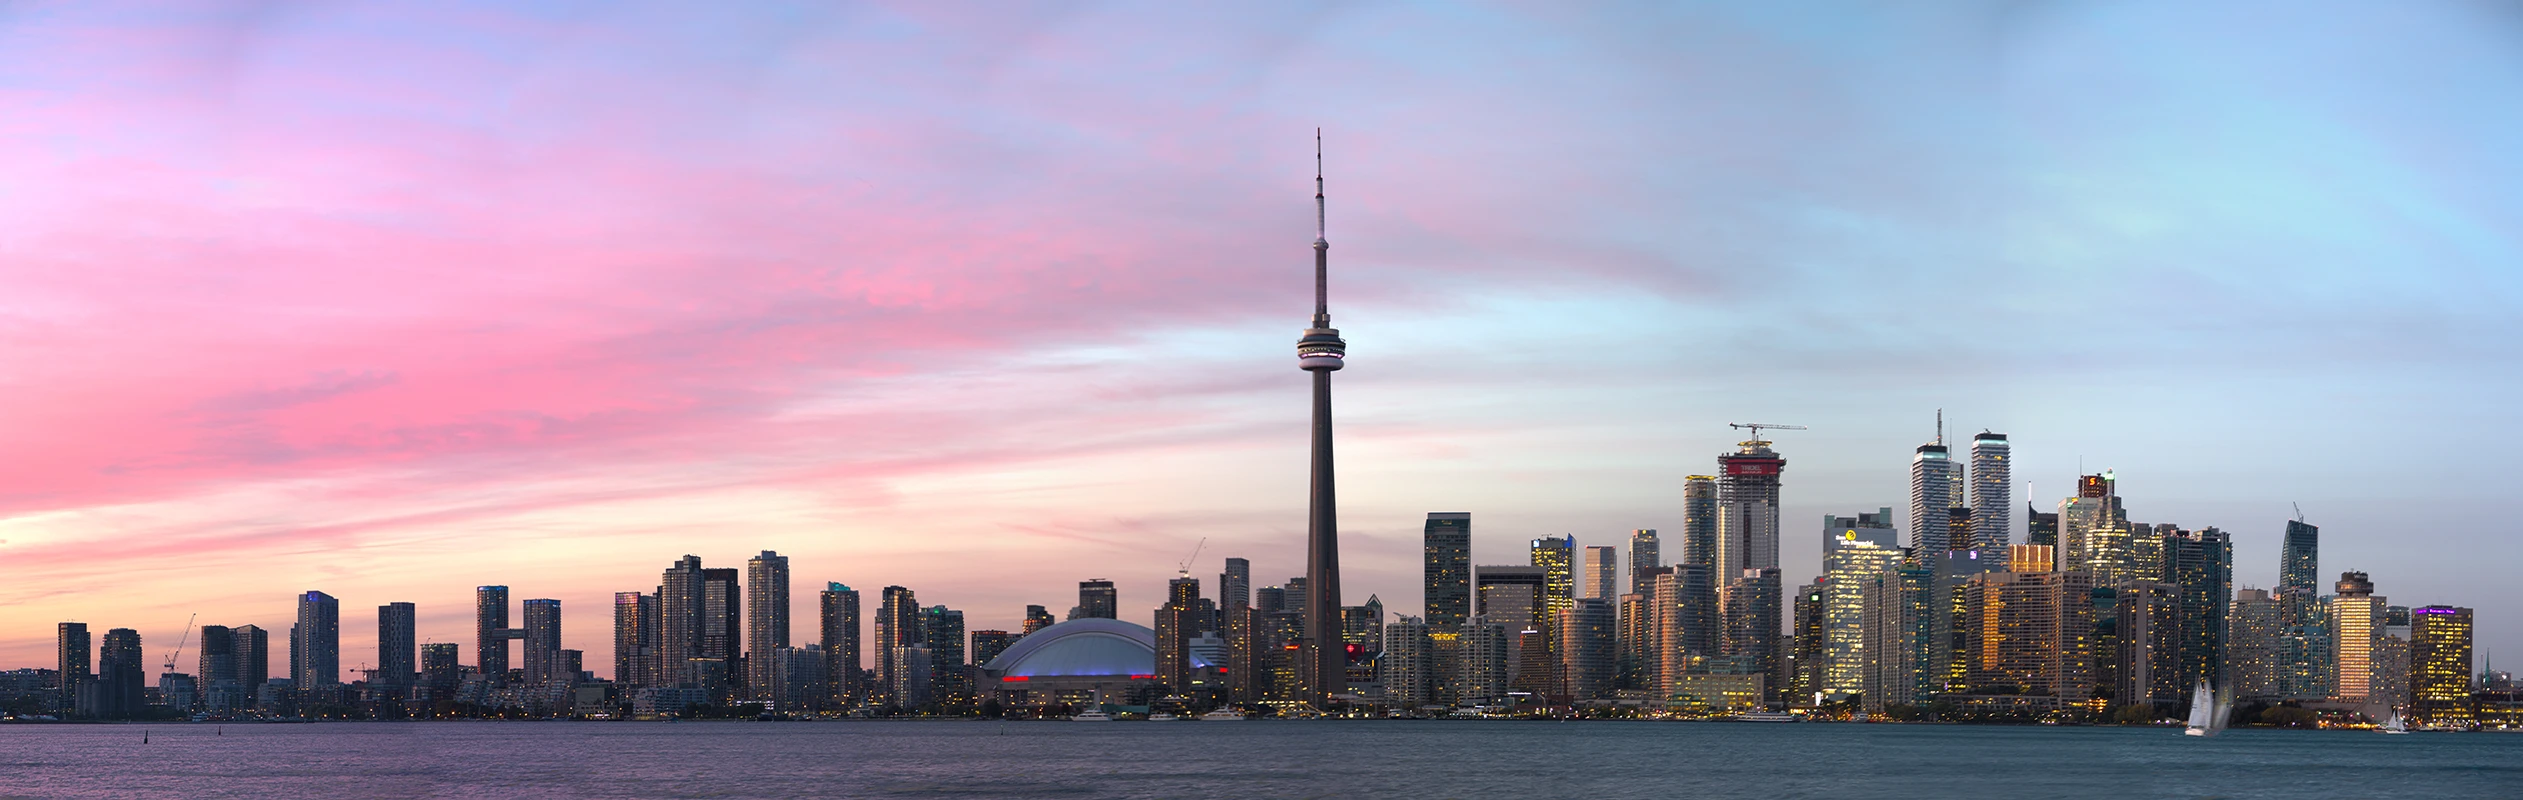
[5,2,2520,677]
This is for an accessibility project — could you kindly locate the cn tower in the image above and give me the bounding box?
[1297,130,1348,709]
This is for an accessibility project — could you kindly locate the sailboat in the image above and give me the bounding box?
[2182,681,2230,737]
[2380,710,2410,734]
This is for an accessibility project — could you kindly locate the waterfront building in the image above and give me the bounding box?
[97,628,145,719]
[1628,529,1660,599]
[198,625,241,711]
[1970,432,2011,549]
[1722,567,1783,700]
[658,556,707,686]
[420,643,459,698]
[1424,514,1472,631]
[1961,570,2096,706]
[2161,527,2232,698]
[1023,605,1057,635]
[1821,510,1902,697]
[1860,563,1934,713]
[522,599,563,685]
[1556,597,1616,702]
[2331,572,2384,703]
[1155,576,1204,689]
[1382,616,1433,711]
[701,568,743,691]
[2373,606,2412,714]
[889,645,933,710]
[56,622,89,713]
[820,583,861,707]
[1075,579,1118,620]
[235,625,268,701]
[2058,473,2130,584]
[970,631,1017,675]
[1477,566,1547,684]
[745,551,790,703]
[769,645,825,713]
[1909,434,1960,554]
[2229,588,2283,699]
[977,618,1170,711]
[1221,557,1252,612]
[377,602,417,691]
[614,592,657,689]
[1583,545,1618,601]
[922,605,968,709]
[476,585,513,685]
[2276,519,2326,699]
[296,591,340,688]
[2116,579,2183,712]
[1790,581,1825,704]
[874,586,919,706]
[1716,440,1785,586]
[1671,672,1766,715]
[1455,616,1512,705]
[1682,477,1718,569]
[2410,606,2474,727]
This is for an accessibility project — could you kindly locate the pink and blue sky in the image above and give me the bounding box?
[5,2,2520,677]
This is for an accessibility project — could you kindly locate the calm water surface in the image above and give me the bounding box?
[4,720,2518,799]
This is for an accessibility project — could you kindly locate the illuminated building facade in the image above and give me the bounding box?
[1629,529,1661,599]
[2058,473,2129,583]
[1531,536,1577,619]
[1910,439,1960,554]
[1961,570,2095,706]
[745,551,789,702]
[1969,432,2011,550]
[1717,442,1785,583]
[1583,545,1618,601]
[2229,588,2282,698]
[2410,606,2474,727]
[1860,564,1933,712]
[1822,509,1901,697]
[1424,514,1471,632]
[2331,571,2383,703]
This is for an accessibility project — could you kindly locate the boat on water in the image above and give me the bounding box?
[1200,708,1247,721]
[1071,709,1114,722]
[2182,680,2231,737]
[2380,711,2410,734]
[1732,711,1801,723]
[1148,712,1179,721]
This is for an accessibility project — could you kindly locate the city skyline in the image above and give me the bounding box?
[6,3,2522,674]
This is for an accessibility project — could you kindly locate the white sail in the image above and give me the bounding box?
[2186,682,2214,729]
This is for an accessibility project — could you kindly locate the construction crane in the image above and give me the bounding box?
[1177,537,1208,579]
[2293,502,2307,524]
[162,612,196,675]
[1728,422,1806,444]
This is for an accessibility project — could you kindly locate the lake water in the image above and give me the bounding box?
[4,721,2518,798]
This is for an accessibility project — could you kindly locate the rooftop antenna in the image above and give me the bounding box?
[1312,128,1328,328]
[1935,409,1944,446]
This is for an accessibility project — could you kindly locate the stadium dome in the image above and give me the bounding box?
[983,618,1158,678]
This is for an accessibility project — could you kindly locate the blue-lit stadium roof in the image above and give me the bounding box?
[982,618,1157,678]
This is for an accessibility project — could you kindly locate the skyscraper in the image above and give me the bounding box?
[198,625,240,711]
[1381,616,1434,711]
[701,568,742,671]
[1628,529,1661,598]
[2026,502,2059,547]
[522,598,563,684]
[1961,570,2096,705]
[746,551,791,702]
[1716,439,1785,582]
[1582,545,1618,601]
[1790,581,1826,704]
[2410,606,2474,727]
[2162,527,2232,696]
[2229,588,2283,699]
[1969,432,2011,550]
[98,628,145,719]
[922,605,967,708]
[1220,557,1252,611]
[1296,132,1350,709]
[1555,597,1616,702]
[2331,571,2384,703]
[2278,520,2320,626]
[658,556,707,686]
[1423,513,1472,632]
[1075,579,1117,620]
[970,630,1017,670]
[1909,434,1960,554]
[1477,565,1547,686]
[1022,605,1056,635]
[874,586,918,707]
[1860,563,1934,713]
[56,622,89,713]
[476,585,512,685]
[2058,473,2131,583]
[614,592,657,688]
[296,591,340,688]
[1682,477,1718,569]
[377,602,417,691]
[234,624,268,701]
[1532,536,1577,618]
[1156,576,1204,689]
[819,583,861,708]
[1722,567,1783,701]
[420,643,460,698]
[1821,510,1902,697]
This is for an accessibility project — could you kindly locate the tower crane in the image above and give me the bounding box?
[162,612,196,675]
[1177,537,1208,579]
[2293,502,2308,524]
[1728,422,1807,444]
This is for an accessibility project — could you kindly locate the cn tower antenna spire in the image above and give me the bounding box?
[1313,128,1329,327]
